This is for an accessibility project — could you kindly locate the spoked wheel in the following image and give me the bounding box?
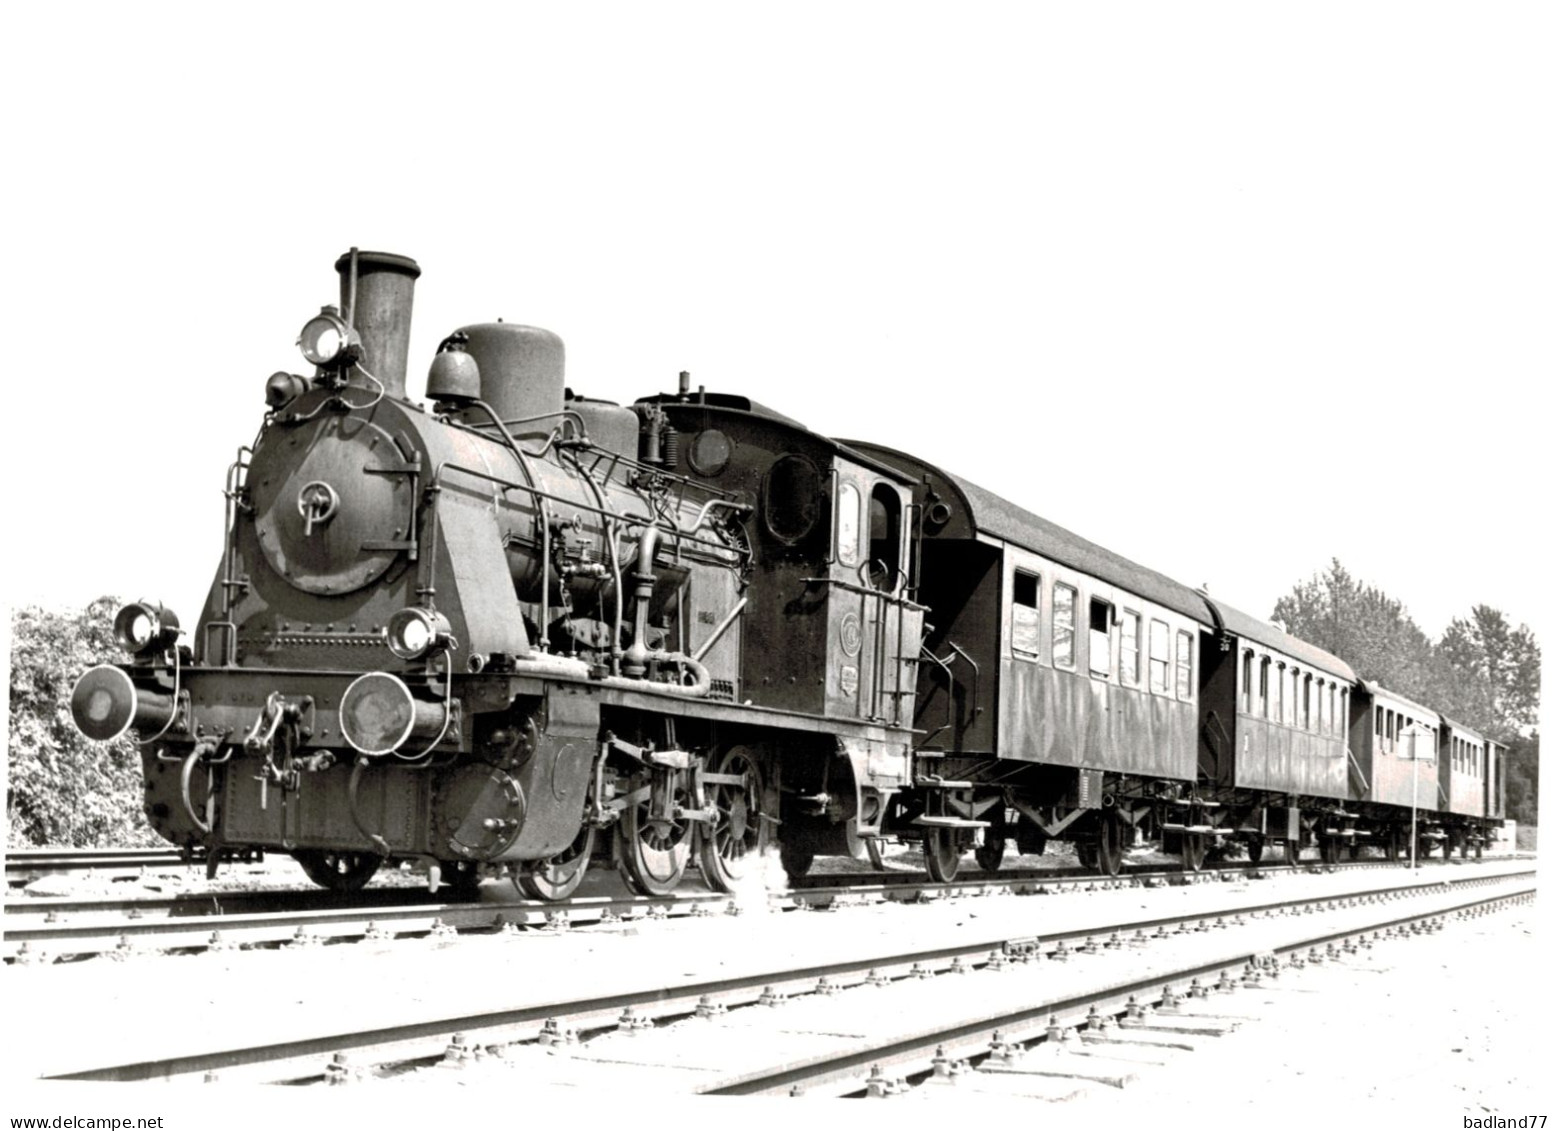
[698,747,766,893]
[292,849,381,893]
[1282,838,1300,866]
[1094,811,1125,877]
[516,823,596,902]
[1245,835,1265,865]
[616,781,693,896]
[923,828,962,883]
[780,839,814,883]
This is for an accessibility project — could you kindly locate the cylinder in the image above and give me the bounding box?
[335,251,421,399]
[459,323,565,434]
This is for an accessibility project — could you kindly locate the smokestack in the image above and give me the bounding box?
[335,250,420,399]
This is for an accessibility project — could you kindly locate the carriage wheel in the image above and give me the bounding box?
[698,747,765,894]
[292,849,381,893]
[780,839,814,882]
[1319,836,1341,865]
[1095,811,1125,876]
[975,809,1007,875]
[1076,841,1099,870]
[1180,833,1207,873]
[1347,840,1361,861]
[1245,835,1265,865]
[866,839,887,870]
[615,784,692,896]
[1282,838,1300,866]
[1382,830,1401,862]
[516,823,595,902]
[923,828,962,882]
[974,831,1006,874]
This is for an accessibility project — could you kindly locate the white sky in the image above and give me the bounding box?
[1,3,1550,648]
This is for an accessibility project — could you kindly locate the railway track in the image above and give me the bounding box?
[2,853,1502,962]
[14,859,1533,1083]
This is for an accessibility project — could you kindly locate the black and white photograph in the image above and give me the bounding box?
[2,3,1547,1126]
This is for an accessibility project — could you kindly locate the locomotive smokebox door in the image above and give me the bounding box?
[434,765,525,859]
[249,416,416,595]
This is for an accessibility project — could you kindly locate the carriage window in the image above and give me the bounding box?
[1303,674,1313,730]
[1259,657,1270,718]
[1119,611,1141,685]
[1241,651,1253,714]
[1053,584,1077,669]
[1175,630,1193,699]
[867,484,901,591]
[1148,619,1170,693]
[1290,669,1300,726]
[1011,570,1040,657]
[1275,663,1286,724]
[1089,599,1111,677]
[1340,689,1348,736]
[834,481,860,565]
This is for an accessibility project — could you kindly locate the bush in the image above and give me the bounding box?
[8,599,160,847]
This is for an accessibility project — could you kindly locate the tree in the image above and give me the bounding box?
[1439,605,1541,737]
[1273,562,1539,825]
[8,598,158,847]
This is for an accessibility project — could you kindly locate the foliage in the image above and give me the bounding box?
[1272,559,1541,825]
[7,598,159,847]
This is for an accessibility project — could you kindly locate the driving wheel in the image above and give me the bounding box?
[698,747,766,893]
[615,778,692,896]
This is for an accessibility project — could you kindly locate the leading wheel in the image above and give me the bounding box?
[923,828,961,883]
[437,859,484,900]
[699,748,766,893]
[516,823,596,902]
[292,849,381,893]
[616,781,692,896]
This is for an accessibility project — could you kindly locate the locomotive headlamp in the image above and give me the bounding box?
[70,665,175,742]
[113,602,180,657]
[339,671,449,756]
[385,607,453,661]
[298,307,358,368]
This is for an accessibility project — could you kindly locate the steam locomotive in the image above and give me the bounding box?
[69,251,1506,898]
